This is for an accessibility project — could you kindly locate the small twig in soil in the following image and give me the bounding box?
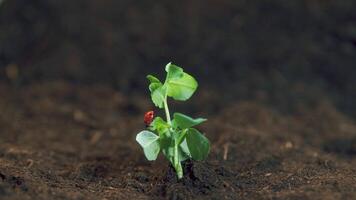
[223,143,230,161]
[90,131,103,145]
[26,159,34,168]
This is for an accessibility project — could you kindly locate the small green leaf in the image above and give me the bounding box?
[160,133,174,163]
[143,140,160,161]
[171,119,178,129]
[136,131,159,148]
[159,131,189,163]
[161,143,190,163]
[180,139,191,157]
[186,128,210,161]
[178,145,190,162]
[150,85,166,108]
[165,63,184,79]
[147,74,166,108]
[150,117,170,135]
[173,113,207,129]
[147,75,161,84]
[164,63,198,101]
[136,131,160,161]
[149,82,161,92]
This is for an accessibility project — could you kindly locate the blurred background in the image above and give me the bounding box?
[0,0,355,117]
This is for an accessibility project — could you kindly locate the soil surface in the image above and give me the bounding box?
[1,81,356,200]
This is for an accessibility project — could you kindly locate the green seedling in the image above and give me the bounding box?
[136,62,210,179]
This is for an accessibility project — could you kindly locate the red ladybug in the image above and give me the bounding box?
[144,111,154,126]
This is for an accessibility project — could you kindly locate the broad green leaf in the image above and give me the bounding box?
[150,117,170,135]
[186,128,210,161]
[147,75,161,84]
[150,85,166,108]
[166,73,198,101]
[136,131,160,161]
[173,112,207,129]
[164,63,198,101]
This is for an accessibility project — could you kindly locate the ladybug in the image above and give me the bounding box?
[144,111,154,126]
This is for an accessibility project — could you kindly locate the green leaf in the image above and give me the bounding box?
[160,133,174,163]
[165,63,184,79]
[173,113,207,129]
[186,128,210,161]
[161,143,190,163]
[178,145,190,162]
[150,117,170,135]
[143,141,160,161]
[147,74,166,108]
[148,82,161,92]
[150,84,166,108]
[180,139,191,157]
[164,63,198,101]
[147,75,161,84]
[136,131,159,147]
[136,131,160,161]
[159,130,189,163]
[171,119,178,129]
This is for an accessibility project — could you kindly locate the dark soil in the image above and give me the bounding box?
[1,81,356,200]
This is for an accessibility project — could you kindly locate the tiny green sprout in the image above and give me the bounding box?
[136,62,210,179]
